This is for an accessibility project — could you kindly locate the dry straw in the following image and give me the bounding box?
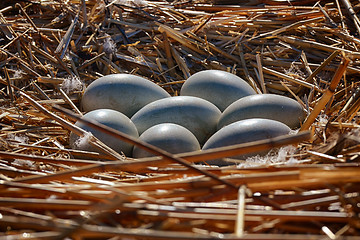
[0,0,360,239]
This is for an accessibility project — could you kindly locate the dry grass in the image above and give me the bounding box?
[0,0,360,239]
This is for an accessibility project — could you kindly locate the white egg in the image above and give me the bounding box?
[131,96,221,144]
[133,123,201,158]
[69,109,139,156]
[81,74,171,117]
[202,118,291,166]
[180,70,256,111]
[218,94,306,130]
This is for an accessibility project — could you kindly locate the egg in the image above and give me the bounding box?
[218,94,306,130]
[180,70,256,111]
[69,109,139,156]
[132,123,201,158]
[81,74,171,117]
[131,96,221,144]
[202,118,291,166]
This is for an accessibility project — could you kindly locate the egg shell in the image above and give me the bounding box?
[218,94,306,130]
[131,96,221,144]
[133,123,201,158]
[81,74,171,117]
[202,118,291,166]
[69,109,139,156]
[180,70,256,111]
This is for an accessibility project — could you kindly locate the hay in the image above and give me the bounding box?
[0,0,360,239]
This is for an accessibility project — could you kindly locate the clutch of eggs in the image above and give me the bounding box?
[74,71,306,164]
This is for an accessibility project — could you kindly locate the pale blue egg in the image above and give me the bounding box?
[180,70,256,111]
[82,74,170,117]
[131,96,221,144]
[203,118,291,166]
[70,109,139,156]
[133,123,200,158]
[218,94,306,130]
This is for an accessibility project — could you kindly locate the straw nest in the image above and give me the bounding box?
[0,0,360,239]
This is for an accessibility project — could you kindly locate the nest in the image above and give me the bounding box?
[0,0,360,239]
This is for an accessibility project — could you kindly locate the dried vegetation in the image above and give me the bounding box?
[0,0,360,239]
